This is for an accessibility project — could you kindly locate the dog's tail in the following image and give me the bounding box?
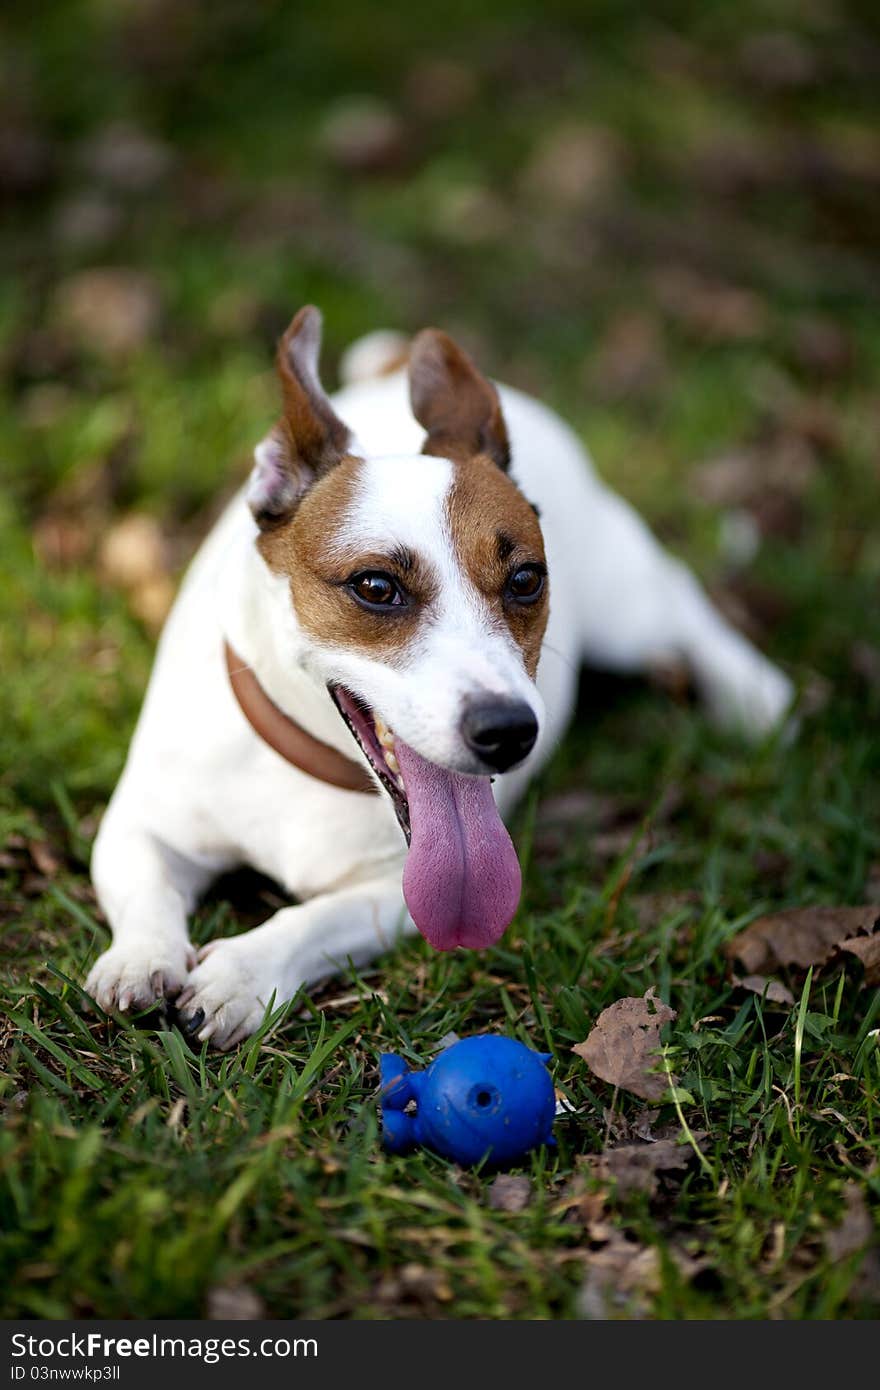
[337,329,410,386]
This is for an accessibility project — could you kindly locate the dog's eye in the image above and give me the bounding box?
[348,571,405,609]
[506,565,545,604]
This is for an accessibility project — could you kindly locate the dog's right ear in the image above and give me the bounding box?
[247,306,352,529]
[409,328,510,472]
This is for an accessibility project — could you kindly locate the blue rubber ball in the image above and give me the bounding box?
[380,1035,556,1166]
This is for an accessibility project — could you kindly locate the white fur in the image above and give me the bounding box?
[86,348,794,1047]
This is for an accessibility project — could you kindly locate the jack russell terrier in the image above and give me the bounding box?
[86,306,793,1048]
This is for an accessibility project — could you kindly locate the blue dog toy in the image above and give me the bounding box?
[379,1035,556,1166]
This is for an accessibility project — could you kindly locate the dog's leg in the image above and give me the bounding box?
[176,869,411,1049]
[86,820,208,1012]
[573,486,794,738]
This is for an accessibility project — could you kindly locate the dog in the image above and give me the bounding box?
[85,306,793,1048]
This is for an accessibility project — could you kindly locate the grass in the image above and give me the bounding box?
[2,0,880,1319]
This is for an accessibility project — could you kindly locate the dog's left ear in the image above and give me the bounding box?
[409,329,510,472]
[248,306,353,529]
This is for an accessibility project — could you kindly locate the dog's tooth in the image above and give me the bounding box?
[374,713,395,747]
[384,749,400,775]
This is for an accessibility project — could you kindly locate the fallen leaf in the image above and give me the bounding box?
[864,865,880,906]
[316,97,406,174]
[788,314,853,379]
[737,974,795,1007]
[205,1284,265,1320]
[578,1233,660,1319]
[586,312,666,402]
[838,934,880,987]
[99,512,168,589]
[578,1223,708,1319]
[52,193,122,254]
[404,59,477,120]
[693,437,817,510]
[557,1178,611,1238]
[537,789,629,830]
[850,642,880,694]
[631,1109,660,1142]
[374,1262,453,1306]
[488,1174,532,1212]
[433,184,510,246]
[591,826,656,863]
[825,1183,873,1263]
[99,512,176,633]
[738,29,817,91]
[590,1134,700,1198]
[573,988,677,1101]
[521,122,624,207]
[129,573,176,634]
[52,268,162,357]
[630,891,700,932]
[725,905,880,975]
[78,120,173,193]
[653,268,768,343]
[26,841,62,878]
[32,514,94,570]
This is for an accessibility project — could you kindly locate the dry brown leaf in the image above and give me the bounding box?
[99,513,168,590]
[865,865,880,907]
[825,1183,874,1263]
[579,1227,707,1319]
[737,974,795,1007]
[630,891,700,932]
[590,1135,701,1198]
[573,988,677,1101]
[579,1235,659,1319]
[850,642,880,694]
[32,514,95,571]
[488,1174,532,1212]
[99,512,176,634]
[556,1177,610,1237]
[316,97,406,175]
[653,268,768,343]
[725,905,880,975]
[52,267,162,357]
[838,934,880,987]
[521,122,624,207]
[205,1284,265,1320]
[587,312,666,402]
[26,841,62,878]
[374,1262,453,1306]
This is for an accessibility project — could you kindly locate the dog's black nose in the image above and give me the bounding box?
[461,699,538,773]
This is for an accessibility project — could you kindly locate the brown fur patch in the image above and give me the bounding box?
[446,454,548,675]
[258,456,435,660]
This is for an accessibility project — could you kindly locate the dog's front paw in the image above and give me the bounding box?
[704,652,796,743]
[85,937,195,1014]
[176,938,286,1050]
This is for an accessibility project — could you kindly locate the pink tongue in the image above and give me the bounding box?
[396,740,522,951]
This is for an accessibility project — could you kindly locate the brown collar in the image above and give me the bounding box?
[224,640,378,795]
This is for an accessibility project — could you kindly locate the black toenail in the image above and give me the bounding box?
[183,1008,205,1034]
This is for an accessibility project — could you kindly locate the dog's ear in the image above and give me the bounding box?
[248,306,352,528]
[408,329,510,472]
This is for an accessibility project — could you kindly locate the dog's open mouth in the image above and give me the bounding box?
[329,685,522,953]
[329,685,411,842]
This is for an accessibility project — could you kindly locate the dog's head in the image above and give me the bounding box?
[247,306,549,951]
